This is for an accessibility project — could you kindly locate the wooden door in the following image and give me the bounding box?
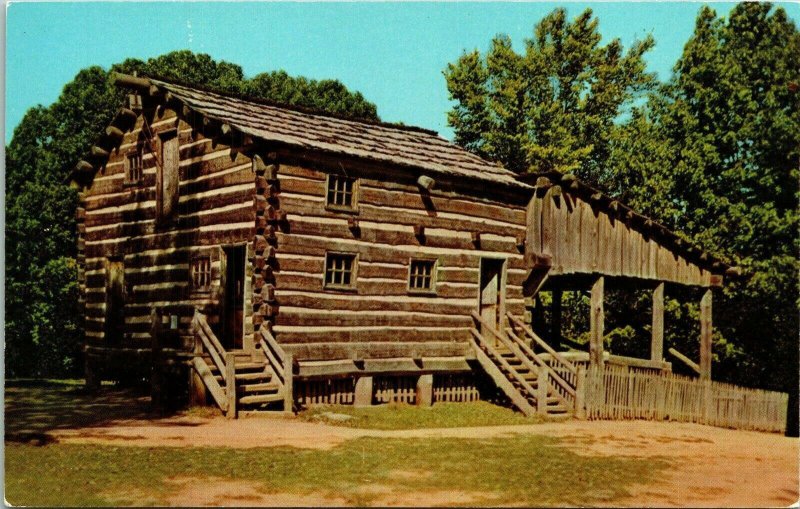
[223,245,245,350]
[479,258,505,343]
[105,259,125,345]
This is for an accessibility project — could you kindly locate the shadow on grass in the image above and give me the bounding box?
[4,379,185,441]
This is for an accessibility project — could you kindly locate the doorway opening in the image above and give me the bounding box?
[222,245,246,350]
[479,257,506,344]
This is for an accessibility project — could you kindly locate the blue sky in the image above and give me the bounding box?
[6,1,762,143]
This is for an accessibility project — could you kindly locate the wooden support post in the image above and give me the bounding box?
[416,374,433,407]
[354,376,374,407]
[84,355,100,393]
[150,308,163,411]
[551,287,562,347]
[283,353,294,413]
[575,365,587,419]
[651,283,665,362]
[225,352,236,419]
[590,277,605,368]
[700,288,713,380]
[537,370,549,414]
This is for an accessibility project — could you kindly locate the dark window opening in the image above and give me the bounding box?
[326,174,357,210]
[191,256,211,291]
[325,252,357,289]
[409,259,437,293]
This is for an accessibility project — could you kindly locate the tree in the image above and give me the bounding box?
[444,7,655,186]
[606,3,799,432]
[5,50,379,378]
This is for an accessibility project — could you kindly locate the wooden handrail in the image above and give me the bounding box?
[258,334,286,386]
[194,310,226,358]
[192,311,227,383]
[507,313,577,375]
[506,328,575,398]
[469,328,539,400]
[259,326,286,365]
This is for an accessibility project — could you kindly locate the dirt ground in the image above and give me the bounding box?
[49,413,799,507]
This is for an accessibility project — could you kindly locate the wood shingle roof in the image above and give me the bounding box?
[150,79,526,189]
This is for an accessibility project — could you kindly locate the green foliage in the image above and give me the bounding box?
[607,3,799,394]
[299,401,539,429]
[244,70,379,120]
[446,4,798,408]
[5,50,379,378]
[444,7,655,183]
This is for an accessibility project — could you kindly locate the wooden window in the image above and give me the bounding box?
[124,150,143,185]
[408,259,437,294]
[325,174,358,211]
[324,252,357,290]
[191,256,211,292]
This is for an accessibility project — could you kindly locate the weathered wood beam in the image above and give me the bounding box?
[74,160,93,174]
[651,283,664,362]
[111,72,151,90]
[551,286,562,348]
[118,108,137,124]
[590,276,605,368]
[90,146,109,158]
[416,175,436,191]
[668,347,701,375]
[699,288,712,380]
[105,125,124,140]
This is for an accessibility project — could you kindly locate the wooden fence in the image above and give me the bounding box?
[581,365,788,433]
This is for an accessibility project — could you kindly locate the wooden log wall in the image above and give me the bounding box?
[527,190,716,287]
[81,108,255,353]
[271,159,530,361]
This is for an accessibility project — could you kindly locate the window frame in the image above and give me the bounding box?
[123,148,144,186]
[190,255,212,294]
[324,173,359,213]
[323,251,358,291]
[407,257,438,295]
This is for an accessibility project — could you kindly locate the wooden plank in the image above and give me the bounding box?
[281,341,470,361]
[192,357,227,412]
[225,352,236,419]
[700,289,713,380]
[468,333,536,417]
[651,283,665,362]
[590,277,604,368]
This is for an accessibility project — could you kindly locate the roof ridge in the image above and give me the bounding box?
[146,74,442,137]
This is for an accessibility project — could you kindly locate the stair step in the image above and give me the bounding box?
[205,361,265,372]
[235,371,273,381]
[238,393,284,405]
[239,382,280,393]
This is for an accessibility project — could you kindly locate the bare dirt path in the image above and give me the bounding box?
[49,414,799,507]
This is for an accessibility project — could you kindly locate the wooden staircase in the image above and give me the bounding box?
[470,310,579,417]
[191,310,293,417]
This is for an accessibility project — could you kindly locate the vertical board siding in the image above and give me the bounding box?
[530,193,713,286]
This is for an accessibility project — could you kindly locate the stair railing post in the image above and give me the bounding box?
[150,308,164,413]
[283,353,294,414]
[575,365,587,419]
[225,352,236,419]
[537,369,548,414]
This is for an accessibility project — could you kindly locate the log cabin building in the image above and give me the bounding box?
[69,74,737,417]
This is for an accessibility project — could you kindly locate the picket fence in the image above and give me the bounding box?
[581,365,788,433]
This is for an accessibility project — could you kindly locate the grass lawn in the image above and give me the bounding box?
[5,381,670,506]
[6,435,667,506]
[299,401,543,429]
